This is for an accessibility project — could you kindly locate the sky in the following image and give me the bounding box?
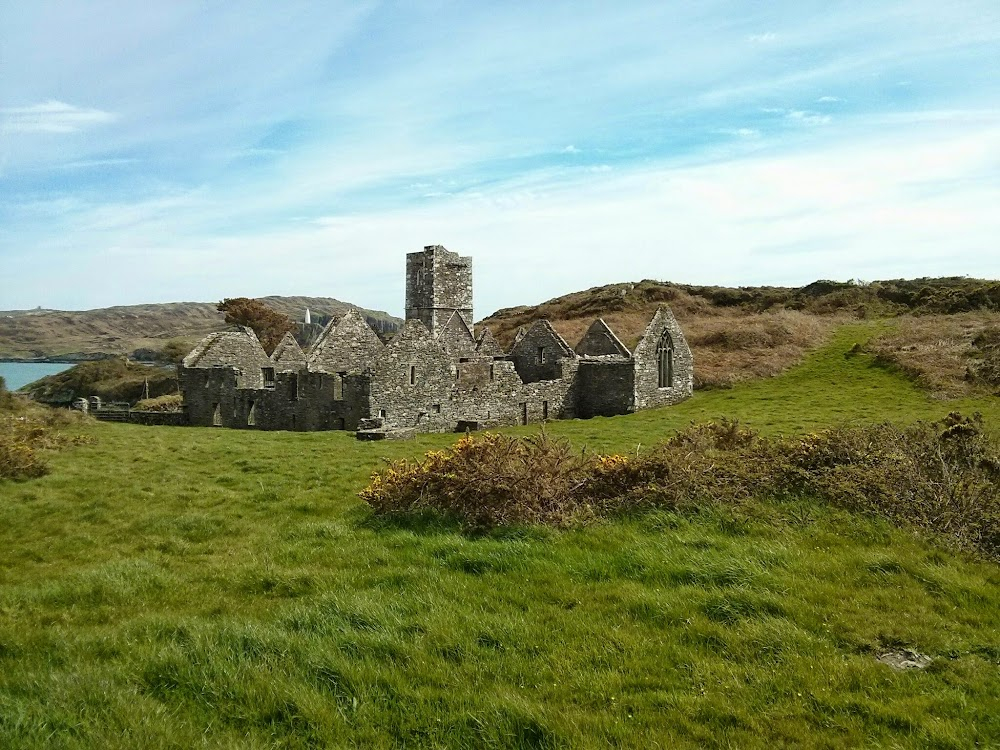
[1,1,998,320]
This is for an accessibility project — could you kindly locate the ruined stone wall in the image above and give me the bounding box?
[370,324,458,431]
[180,367,242,428]
[308,310,384,374]
[509,321,575,383]
[632,307,694,411]
[576,358,635,417]
[210,369,370,432]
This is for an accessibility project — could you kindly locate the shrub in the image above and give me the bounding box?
[360,431,598,530]
[134,394,184,412]
[0,376,13,411]
[360,415,1000,558]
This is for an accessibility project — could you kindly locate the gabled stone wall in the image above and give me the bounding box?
[509,320,576,383]
[632,307,694,410]
[308,309,385,374]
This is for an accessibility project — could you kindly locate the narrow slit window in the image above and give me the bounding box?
[212,403,222,426]
[520,402,528,425]
[409,365,416,385]
[542,400,549,420]
[537,346,545,364]
[247,400,256,426]
[333,373,343,400]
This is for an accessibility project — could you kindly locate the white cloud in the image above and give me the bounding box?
[748,32,777,43]
[816,96,843,103]
[787,110,832,126]
[561,145,580,154]
[1,100,117,134]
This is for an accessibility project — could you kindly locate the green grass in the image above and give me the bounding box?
[1,321,999,748]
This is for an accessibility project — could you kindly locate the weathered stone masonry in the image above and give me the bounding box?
[180,245,693,434]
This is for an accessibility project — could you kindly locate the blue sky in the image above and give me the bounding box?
[2,1,998,319]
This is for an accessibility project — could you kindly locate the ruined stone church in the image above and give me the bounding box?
[180,246,693,435]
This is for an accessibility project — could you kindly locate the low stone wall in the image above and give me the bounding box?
[91,409,187,426]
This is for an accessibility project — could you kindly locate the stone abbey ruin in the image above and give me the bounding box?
[180,246,693,436]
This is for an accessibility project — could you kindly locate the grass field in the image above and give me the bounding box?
[1,322,999,748]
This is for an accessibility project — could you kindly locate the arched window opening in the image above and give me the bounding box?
[657,330,674,389]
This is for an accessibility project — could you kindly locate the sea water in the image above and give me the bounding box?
[0,362,74,391]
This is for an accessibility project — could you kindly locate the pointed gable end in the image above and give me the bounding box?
[307,309,384,373]
[182,327,269,370]
[271,332,307,372]
[438,310,477,354]
[575,318,631,358]
[475,327,505,357]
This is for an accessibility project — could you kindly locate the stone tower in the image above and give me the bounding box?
[404,245,473,337]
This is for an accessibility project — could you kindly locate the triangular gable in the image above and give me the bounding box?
[307,309,384,373]
[475,327,505,356]
[386,318,445,353]
[575,318,631,357]
[182,327,269,369]
[271,332,307,372]
[633,306,689,357]
[510,319,576,359]
[438,310,477,354]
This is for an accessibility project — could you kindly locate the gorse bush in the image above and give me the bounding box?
[0,407,92,481]
[360,415,1000,556]
[360,432,598,529]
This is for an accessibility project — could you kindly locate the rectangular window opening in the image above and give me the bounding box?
[542,400,549,420]
[247,400,256,426]
[262,367,275,389]
[290,374,299,401]
[333,373,344,400]
[520,402,528,426]
[409,365,416,386]
[537,346,545,364]
[433,404,441,413]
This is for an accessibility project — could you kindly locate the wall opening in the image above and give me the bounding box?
[333,417,345,430]
[212,403,222,426]
[542,400,549,420]
[247,400,256,426]
[520,402,528,425]
[432,403,441,413]
[290,374,299,401]
[657,330,674,389]
[409,365,416,386]
[333,373,343,400]
[537,346,545,364]
[489,364,494,380]
[262,367,275,389]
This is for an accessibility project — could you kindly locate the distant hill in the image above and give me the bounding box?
[479,276,1000,350]
[0,297,401,361]
[478,276,1000,393]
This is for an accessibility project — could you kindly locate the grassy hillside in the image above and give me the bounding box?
[0,297,401,361]
[2,323,999,748]
[480,277,1000,392]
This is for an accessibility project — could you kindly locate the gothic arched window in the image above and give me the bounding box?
[657,330,673,389]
